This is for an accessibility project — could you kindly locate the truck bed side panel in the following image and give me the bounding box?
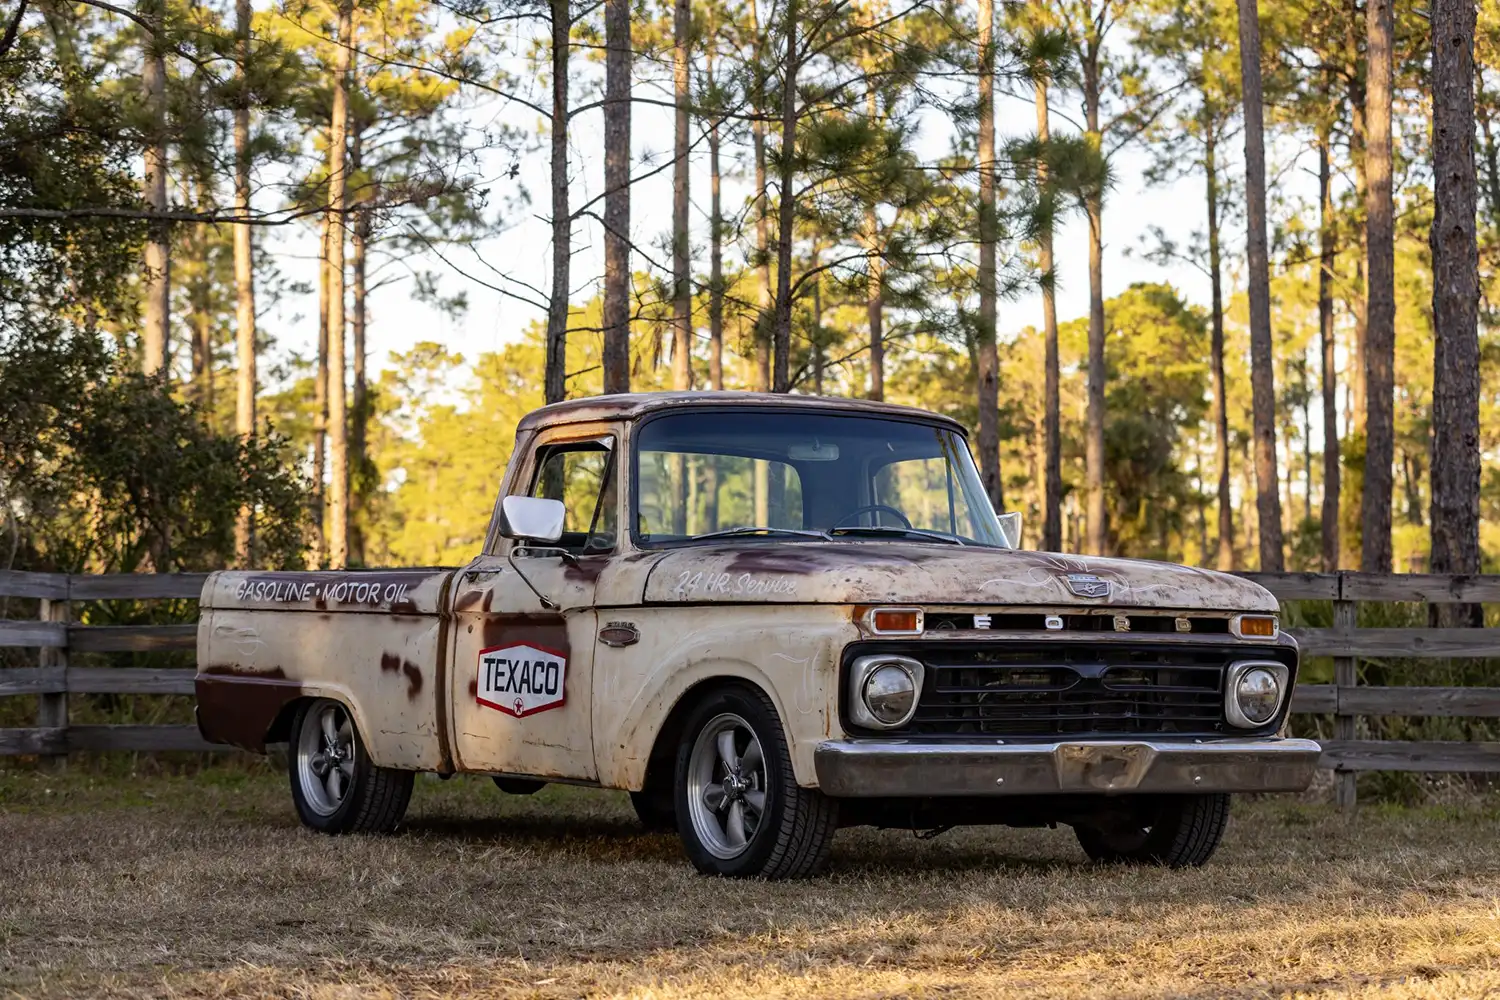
[196,570,452,769]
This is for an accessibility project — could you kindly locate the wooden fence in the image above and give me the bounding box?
[1,570,1499,806]
[0,571,216,756]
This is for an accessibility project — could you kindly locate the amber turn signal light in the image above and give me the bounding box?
[867,607,924,635]
[1233,614,1278,638]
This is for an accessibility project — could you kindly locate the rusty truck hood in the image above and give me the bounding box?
[640,542,1277,611]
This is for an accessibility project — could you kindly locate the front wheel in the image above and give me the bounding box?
[674,684,838,879]
[289,698,413,834]
[1073,793,1230,868]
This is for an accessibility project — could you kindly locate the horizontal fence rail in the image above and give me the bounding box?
[0,571,209,756]
[1,570,1499,804]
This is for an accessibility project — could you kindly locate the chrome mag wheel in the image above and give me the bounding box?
[296,701,357,816]
[685,712,767,859]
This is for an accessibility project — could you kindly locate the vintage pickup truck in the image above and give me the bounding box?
[197,391,1318,878]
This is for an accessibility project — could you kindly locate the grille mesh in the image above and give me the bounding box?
[848,641,1293,738]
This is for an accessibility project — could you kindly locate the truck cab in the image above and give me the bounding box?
[197,392,1319,878]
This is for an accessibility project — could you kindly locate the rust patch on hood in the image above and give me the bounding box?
[643,542,1279,611]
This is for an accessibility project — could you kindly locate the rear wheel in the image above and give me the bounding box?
[1073,793,1230,868]
[289,699,413,834]
[674,685,837,879]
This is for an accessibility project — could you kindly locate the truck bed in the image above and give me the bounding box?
[195,569,455,769]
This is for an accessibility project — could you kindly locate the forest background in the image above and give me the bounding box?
[1,0,1497,581]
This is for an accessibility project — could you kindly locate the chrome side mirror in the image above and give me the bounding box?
[500,495,565,543]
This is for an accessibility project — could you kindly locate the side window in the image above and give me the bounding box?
[528,440,617,554]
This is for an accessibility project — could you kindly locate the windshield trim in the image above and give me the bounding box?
[628,405,995,552]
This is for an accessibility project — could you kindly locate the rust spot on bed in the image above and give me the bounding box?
[381,653,424,699]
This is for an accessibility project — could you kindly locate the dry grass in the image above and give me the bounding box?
[3,765,1500,999]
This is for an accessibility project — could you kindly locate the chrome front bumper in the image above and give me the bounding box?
[814,737,1322,797]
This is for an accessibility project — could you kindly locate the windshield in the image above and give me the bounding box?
[633,410,1011,548]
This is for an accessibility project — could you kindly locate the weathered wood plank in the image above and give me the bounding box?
[1319,739,1500,773]
[0,667,66,696]
[0,727,67,755]
[1238,572,1340,601]
[1290,684,1337,713]
[1338,686,1500,717]
[66,724,225,753]
[68,573,208,601]
[0,619,66,648]
[0,571,69,600]
[1340,573,1500,604]
[65,667,197,695]
[1291,627,1500,658]
[66,624,196,653]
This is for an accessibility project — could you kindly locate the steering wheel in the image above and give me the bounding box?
[831,504,913,530]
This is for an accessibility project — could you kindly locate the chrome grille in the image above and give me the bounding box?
[845,641,1294,738]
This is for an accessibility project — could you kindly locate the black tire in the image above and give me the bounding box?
[629,788,676,832]
[1073,793,1230,868]
[288,698,414,834]
[673,683,838,879]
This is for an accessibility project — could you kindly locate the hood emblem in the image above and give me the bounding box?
[1063,573,1111,599]
[599,621,640,647]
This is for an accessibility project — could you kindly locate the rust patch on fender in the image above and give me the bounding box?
[200,664,287,679]
[195,672,303,752]
[563,557,607,583]
[380,652,424,699]
[455,589,487,612]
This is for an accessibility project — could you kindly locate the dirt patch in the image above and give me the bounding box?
[2,768,1499,998]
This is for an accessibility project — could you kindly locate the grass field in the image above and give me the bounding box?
[3,764,1500,999]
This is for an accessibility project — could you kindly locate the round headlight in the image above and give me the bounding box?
[862,663,917,725]
[1234,667,1282,725]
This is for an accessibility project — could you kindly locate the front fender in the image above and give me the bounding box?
[592,605,859,790]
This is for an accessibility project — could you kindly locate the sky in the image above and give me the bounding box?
[249,28,1317,396]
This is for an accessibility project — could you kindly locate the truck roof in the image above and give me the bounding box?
[516,391,969,434]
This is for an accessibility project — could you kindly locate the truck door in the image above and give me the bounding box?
[447,429,618,781]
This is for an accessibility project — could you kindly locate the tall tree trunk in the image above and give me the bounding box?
[350,134,369,567]
[975,0,1001,511]
[1236,0,1284,571]
[1318,127,1340,572]
[1081,40,1106,555]
[312,212,329,566]
[233,0,256,566]
[546,0,572,402]
[1303,362,1313,526]
[865,81,885,402]
[708,113,724,391]
[1346,5,1369,434]
[1037,75,1061,550]
[771,0,797,393]
[140,0,170,375]
[1361,0,1395,574]
[751,0,771,392]
[602,0,632,394]
[811,243,824,395]
[1429,0,1481,624]
[1206,128,1234,571]
[671,0,691,391]
[325,0,353,569]
[189,177,212,407]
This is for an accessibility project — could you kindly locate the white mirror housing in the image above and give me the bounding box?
[501,495,565,543]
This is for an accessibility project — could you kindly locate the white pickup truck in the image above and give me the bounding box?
[196,392,1318,878]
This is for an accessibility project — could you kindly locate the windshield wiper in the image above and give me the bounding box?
[688,526,833,542]
[828,525,966,545]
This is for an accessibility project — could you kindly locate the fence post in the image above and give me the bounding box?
[1333,572,1356,810]
[37,595,70,767]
